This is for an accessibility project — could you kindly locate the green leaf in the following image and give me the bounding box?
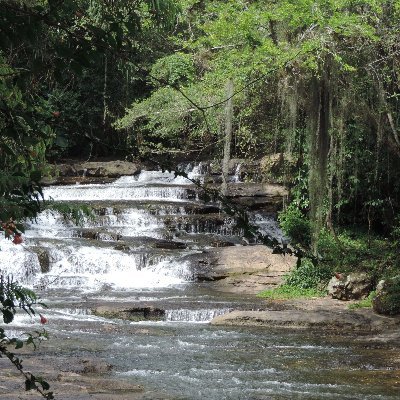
[40,380,50,390]
[25,378,36,391]
[3,299,15,308]
[1,143,16,156]
[3,309,14,324]
[30,170,42,182]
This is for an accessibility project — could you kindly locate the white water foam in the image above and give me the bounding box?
[44,184,189,202]
[0,237,41,284]
[32,246,191,291]
[165,308,231,322]
[24,208,163,239]
[42,168,203,202]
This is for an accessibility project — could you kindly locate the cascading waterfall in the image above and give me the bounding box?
[2,164,271,297]
[0,239,41,285]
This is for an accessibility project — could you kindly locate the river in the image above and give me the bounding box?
[1,166,398,399]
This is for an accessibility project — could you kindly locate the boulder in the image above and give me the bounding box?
[71,359,113,375]
[114,244,130,251]
[57,163,77,177]
[202,182,288,212]
[185,245,296,294]
[210,307,399,333]
[327,272,373,300]
[44,160,141,185]
[73,161,140,178]
[260,153,296,184]
[152,240,187,250]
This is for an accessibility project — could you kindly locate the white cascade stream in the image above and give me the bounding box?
[0,164,278,318]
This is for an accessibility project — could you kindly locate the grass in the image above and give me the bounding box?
[348,291,375,310]
[257,284,325,300]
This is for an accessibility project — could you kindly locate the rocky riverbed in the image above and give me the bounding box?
[2,295,400,400]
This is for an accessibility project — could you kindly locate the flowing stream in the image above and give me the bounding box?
[1,165,398,399]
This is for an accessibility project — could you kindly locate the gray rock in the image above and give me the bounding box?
[328,272,373,300]
[45,160,141,185]
[199,182,288,212]
[31,247,50,273]
[74,161,141,178]
[58,164,78,177]
[69,359,113,375]
[185,245,296,294]
[210,308,400,333]
[152,240,187,250]
[93,305,165,321]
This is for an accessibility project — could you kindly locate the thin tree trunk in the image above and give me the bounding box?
[103,54,108,128]
[308,65,331,254]
[222,79,234,196]
[387,112,400,148]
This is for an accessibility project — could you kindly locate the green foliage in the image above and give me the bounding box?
[317,228,398,281]
[285,258,332,289]
[390,216,400,244]
[0,275,53,399]
[116,82,225,155]
[0,275,45,324]
[46,203,94,226]
[258,256,330,300]
[151,53,195,87]
[278,204,311,248]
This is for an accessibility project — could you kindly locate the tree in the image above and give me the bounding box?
[118,0,400,246]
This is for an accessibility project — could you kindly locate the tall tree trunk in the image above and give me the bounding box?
[222,79,234,196]
[103,54,108,128]
[308,66,331,254]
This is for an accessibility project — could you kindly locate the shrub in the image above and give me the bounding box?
[348,291,375,310]
[285,258,332,290]
[278,204,311,248]
[373,276,400,315]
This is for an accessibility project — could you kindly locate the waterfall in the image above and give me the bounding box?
[2,164,283,294]
[232,162,242,183]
